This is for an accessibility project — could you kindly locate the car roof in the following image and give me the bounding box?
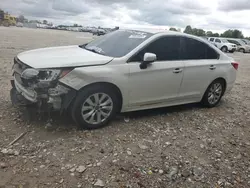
[128,28,174,34]
[123,28,219,44]
[123,28,196,37]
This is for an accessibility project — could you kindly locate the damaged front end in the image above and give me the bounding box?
[10,57,76,112]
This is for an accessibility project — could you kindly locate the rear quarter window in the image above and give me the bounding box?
[215,39,221,43]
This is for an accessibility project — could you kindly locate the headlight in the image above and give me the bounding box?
[21,68,39,79]
[38,69,73,81]
[21,68,73,82]
[38,69,61,81]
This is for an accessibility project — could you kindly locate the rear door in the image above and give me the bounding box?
[178,37,220,101]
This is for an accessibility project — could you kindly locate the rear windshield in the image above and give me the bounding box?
[84,30,153,57]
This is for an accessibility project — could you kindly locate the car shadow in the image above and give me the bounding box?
[19,102,204,130]
[117,103,201,120]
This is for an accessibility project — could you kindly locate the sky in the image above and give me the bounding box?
[1,0,250,36]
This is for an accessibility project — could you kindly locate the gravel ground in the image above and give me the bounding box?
[0,27,250,188]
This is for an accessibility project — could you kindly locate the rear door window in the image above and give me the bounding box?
[181,37,219,60]
[228,40,241,46]
[215,39,221,43]
[209,38,214,42]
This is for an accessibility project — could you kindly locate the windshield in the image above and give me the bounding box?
[242,40,248,44]
[83,30,153,57]
[241,39,250,45]
[221,39,228,43]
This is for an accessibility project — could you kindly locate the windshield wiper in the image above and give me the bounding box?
[82,45,105,55]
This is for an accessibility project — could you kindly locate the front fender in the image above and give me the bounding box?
[59,64,130,111]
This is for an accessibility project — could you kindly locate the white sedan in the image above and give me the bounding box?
[10,29,238,129]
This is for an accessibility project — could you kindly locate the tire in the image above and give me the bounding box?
[221,46,228,53]
[71,85,120,129]
[201,79,225,108]
[239,48,245,53]
[229,50,234,53]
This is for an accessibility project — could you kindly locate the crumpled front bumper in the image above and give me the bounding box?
[12,75,37,102]
[10,75,76,111]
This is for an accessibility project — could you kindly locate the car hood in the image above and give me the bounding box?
[17,45,113,69]
[227,43,236,46]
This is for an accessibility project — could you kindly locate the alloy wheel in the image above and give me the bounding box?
[207,83,223,105]
[81,93,113,125]
[221,47,227,52]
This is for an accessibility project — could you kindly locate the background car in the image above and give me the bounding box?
[92,28,106,36]
[241,39,250,45]
[208,37,237,53]
[227,38,250,53]
[16,22,23,27]
[11,30,238,129]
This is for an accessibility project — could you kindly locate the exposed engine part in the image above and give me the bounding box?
[48,96,62,110]
[48,84,70,96]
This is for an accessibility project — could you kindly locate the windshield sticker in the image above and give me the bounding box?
[129,35,147,39]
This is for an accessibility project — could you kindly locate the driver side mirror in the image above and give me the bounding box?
[140,53,157,69]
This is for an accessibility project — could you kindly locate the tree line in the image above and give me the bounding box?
[0,9,52,25]
[17,14,53,25]
[170,25,248,39]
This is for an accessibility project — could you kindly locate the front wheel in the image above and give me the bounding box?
[71,85,120,129]
[221,46,228,53]
[201,79,225,107]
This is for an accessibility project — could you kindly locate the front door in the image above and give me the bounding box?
[127,36,184,108]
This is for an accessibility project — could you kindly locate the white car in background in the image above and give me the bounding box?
[241,39,250,45]
[227,38,250,53]
[10,29,238,129]
[16,22,23,27]
[208,37,237,53]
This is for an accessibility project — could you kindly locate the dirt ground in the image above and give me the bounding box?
[0,27,250,188]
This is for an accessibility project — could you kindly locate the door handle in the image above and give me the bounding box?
[173,68,183,73]
[209,65,216,70]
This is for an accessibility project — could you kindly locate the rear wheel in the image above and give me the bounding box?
[221,46,228,53]
[71,85,120,129]
[239,48,245,53]
[201,79,225,107]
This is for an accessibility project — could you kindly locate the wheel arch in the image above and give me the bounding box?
[201,77,227,106]
[214,77,227,93]
[221,45,228,50]
[78,82,123,112]
[239,48,245,52]
[205,77,227,97]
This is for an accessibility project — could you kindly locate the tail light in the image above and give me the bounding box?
[231,62,239,70]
